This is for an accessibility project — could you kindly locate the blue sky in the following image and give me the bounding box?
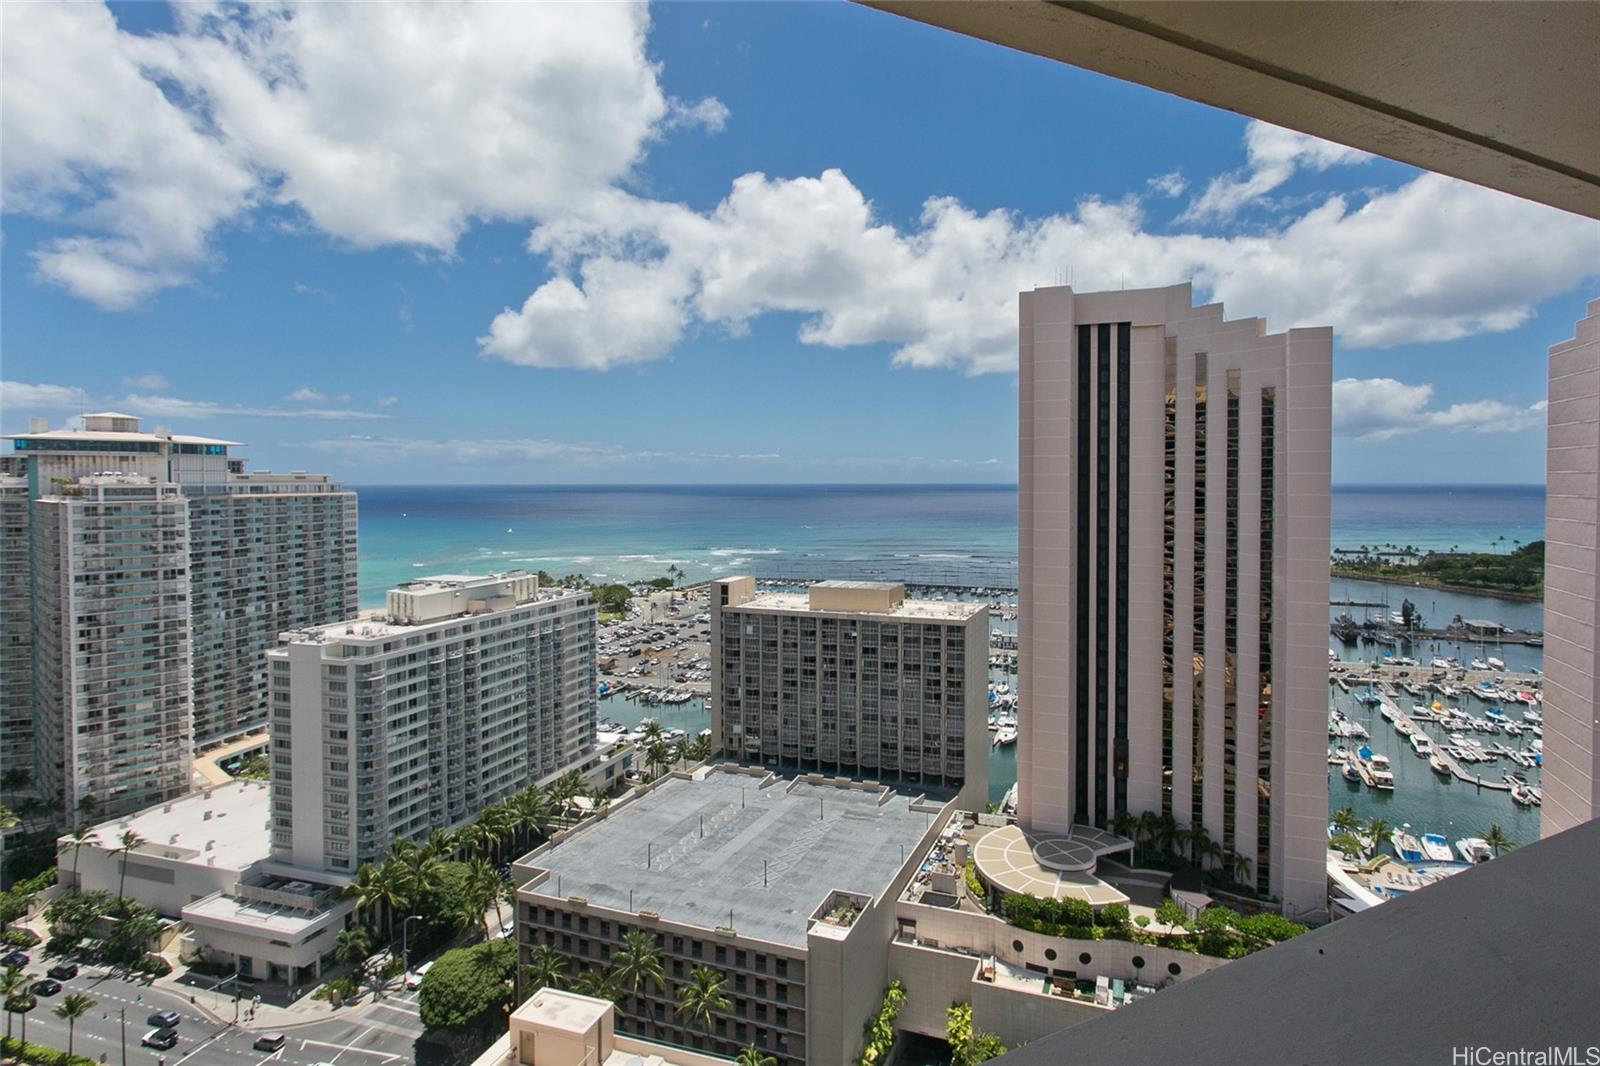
[3,2,1596,485]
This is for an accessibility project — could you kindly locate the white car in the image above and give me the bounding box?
[404,960,434,990]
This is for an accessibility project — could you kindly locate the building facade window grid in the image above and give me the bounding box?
[1191,351,1208,834]
[1257,386,1277,894]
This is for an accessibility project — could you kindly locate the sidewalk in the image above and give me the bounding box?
[157,965,404,1031]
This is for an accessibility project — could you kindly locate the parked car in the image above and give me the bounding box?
[140,1028,179,1050]
[404,960,434,990]
[253,1033,287,1052]
[147,1009,181,1029]
[1,951,30,967]
[46,962,79,980]
[31,978,62,996]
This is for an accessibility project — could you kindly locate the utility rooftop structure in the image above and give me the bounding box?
[710,577,988,804]
[516,767,952,1066]
[269,570,598,873]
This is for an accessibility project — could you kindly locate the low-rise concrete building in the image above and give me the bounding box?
[514,766,952,1066]
[55,780,353,985]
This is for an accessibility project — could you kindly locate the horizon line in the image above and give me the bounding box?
[343,480,1548,490]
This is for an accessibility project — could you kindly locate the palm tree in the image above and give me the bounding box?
[573,966,619,1002]
[482,805,517,865]
[114,830,147,900]
[335,927,372,978]
[1109,811,1135,840]
[344,862,404,942]
[675,965,730,1039]
[53,991,95,1057]
[523,945,567,993]
[1483,823,1517,857]
[5,976,36,1046]
[1365,817,1391,854]
[455,822,491,862]
[1224,849,1253,885]
[736,1047,778,1066]
[551,770,586,818]
[1331,806,1359,838]
[76,793,98,827]
[610,930,666,1009]
[0,965,25,1040]
[60,824,98,891]
[645,741,672,781]
[466,858,503,939]
[391,841,442,915]
[423,829,457,861]
[641,720,666,747]
[1134,810,1158,860]
[515,787,553,848]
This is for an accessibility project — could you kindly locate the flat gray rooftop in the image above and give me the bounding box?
[528,772,931,947]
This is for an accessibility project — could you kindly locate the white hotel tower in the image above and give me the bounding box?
[2,412,356,817]
[267,572,598,872]
[1016,284,1331,919]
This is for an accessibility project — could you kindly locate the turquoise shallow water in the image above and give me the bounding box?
[353,483,1545,606]
[356,484,1545,837]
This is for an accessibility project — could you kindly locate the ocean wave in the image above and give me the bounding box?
[919,553,975,560]
[708,547,781,557]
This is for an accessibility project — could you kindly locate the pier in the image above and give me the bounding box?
[1365,691,1514,793]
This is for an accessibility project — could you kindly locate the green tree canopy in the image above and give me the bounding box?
[418,938,516,1031]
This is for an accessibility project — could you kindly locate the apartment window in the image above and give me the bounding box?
[1257,385,1277,894]
[1223,367,1241,851]
[1192,350,1208,832]
[1074,323,1092,823]
[1113,321,1131,817]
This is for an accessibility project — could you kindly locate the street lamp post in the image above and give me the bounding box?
[119,1007,126,1066]
[402,915,424,975]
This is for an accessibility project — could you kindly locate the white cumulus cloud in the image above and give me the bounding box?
[1332,377,1546,441]
[480,162,1600,373]
[1179,121,1371,222]
[2,2,726,306]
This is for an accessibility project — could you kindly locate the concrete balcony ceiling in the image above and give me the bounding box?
[862,0,1600,219]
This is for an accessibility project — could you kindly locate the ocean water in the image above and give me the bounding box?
[356,483,1547,830]
[1328,484,1544,555]
[355,484,1021,607]
[354,483,1545,607]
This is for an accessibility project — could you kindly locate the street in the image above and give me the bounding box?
[12,968,449,1066]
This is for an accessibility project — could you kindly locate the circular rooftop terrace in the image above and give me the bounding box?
[973,824,1134,906]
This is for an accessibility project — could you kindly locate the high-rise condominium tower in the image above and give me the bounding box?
[1016,284,1330,918]
[1543,297,1600,837]
[268,572,598,872]
[2,412,356,816]
[711,577,988,805]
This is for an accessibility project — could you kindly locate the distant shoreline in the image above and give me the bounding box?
[1330,568,1543,604]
